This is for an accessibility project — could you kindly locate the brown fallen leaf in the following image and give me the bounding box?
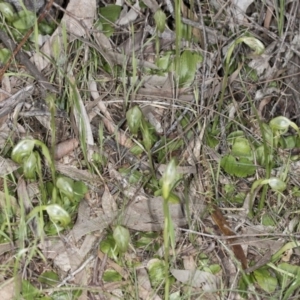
[211,205,248,270]
[0,156,19,176]
[171,268,220,292]
[54,138,79,160]
[264,6,274,30]
[54,162,100,183]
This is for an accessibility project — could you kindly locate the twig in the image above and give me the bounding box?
[56,254,96,288]
[178,227,300,240]
[0,85,34,118]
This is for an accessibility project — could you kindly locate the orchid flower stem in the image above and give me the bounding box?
[163,197,170,300]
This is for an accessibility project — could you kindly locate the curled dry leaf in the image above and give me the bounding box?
[55,163,100,183]
[264,6,274,29]
[119,31,144,55]
[17,178,40,237]
[0,156,19,176]
[182,255,197,271]
[0,84,34,119]
[102,116,133,148]
[141,105,163,135]
[98,251,128,280]
[0,191,18,214]
[117,1,140,26]
[109,51,158,70]
[89,79,100,101]
[123,196,187,231]
[231,0,254,21]
[142,0,159,13]
[171,269,220,291]
[142,74,171,87]
[101,185,117,216]
[211,205,248,269]
[89,79,113,121]
[157,164,197,175]
[54,138,79,160]
[0,76,10,102]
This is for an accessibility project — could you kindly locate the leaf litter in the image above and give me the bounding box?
[1,0,300,299]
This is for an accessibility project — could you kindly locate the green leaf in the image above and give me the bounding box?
[221,155,256,177]
[227,130,245,142]
[113,225,130,253]
[156,51,172,70]
[224,184,246,204]
[261,213,276,226]
[244,65,259,81]
[280,135,298,149]
[178,50,202,87]
[255,145,273,166]
[261,123,274,145]
[51,290,82,300]
[38,271,59,287]
[147,259,166,286]
[103,269,122,282]
[130,144,144,155]
[98,5,122,37]
[283,271,300,300]
[231,137,252,158]
[38,21,55,35]
[13,10,36,31]
[0,48,11,64]
[192,52,203,64]
[278,263,300,275]
[238,274,254,298]
[22,280,41,299]
[254,268,277,293]
[135,232,159,248]
[209,264,221,274]
[224,184,235,195]
[168,192,181,204]
[128,170,142,184]
[73,181,88,198]
[100,234,119,258]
